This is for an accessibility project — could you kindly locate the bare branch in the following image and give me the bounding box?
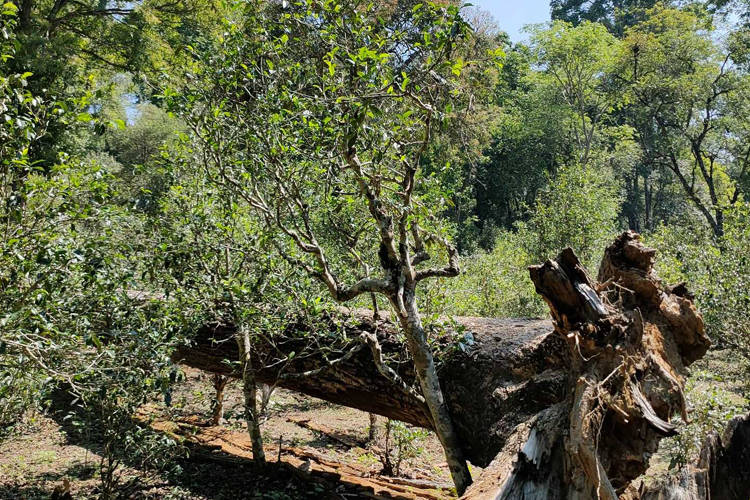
[279,342,365,380]
[415,236,460,282]
[360,332,425,406]
[343,150,399,267]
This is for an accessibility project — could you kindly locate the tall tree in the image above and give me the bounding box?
[469,43,572,244]
[550,0,664,35]
[167,0,501,493]
[7,0,216,171]
[529,20,620,165]
[1,9,181,485]
[615,6,750,238]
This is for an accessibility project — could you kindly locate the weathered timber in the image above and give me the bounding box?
[173,314,567,467]
[462,231,711,499]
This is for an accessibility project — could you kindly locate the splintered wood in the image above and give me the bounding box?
[464,231,710,499]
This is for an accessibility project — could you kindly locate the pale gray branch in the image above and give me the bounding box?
[360,332,425,406]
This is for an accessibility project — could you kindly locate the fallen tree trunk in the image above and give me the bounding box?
[175,231,712,495]
[174,315,567,467]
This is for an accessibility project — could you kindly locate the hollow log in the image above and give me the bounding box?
[174,231,711,496]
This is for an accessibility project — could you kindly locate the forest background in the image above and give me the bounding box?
[1,0,749,496]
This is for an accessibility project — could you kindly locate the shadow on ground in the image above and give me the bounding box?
[42,387,416,499]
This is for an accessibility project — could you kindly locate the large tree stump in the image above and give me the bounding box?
[463,231,710,499]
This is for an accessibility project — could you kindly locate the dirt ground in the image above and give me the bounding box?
[167,367,453,482]
[0,366,460,499]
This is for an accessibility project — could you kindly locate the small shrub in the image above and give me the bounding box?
[660,368,748,468]
[378,420,430,477]
[523,161,622,271]
[437,230,545,318]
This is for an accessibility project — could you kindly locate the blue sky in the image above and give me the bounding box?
[470,0,551,41]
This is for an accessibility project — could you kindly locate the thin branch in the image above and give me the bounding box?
[360,332,426,406]
[279,342,366,380]
[415,236,459,282]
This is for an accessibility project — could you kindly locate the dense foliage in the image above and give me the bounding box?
[1,0,749,496]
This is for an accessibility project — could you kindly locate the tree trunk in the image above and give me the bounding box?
[210,373,229,426]
[174,314,564,467]
[258,383,274,421]
[174,232,712,496]
[644,172,652,231]
[368,413,379,442]
[236,327,265,465]
[393,290,472,495]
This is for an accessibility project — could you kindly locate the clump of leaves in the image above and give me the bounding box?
[522,161,622,272]
[378,419,430,477]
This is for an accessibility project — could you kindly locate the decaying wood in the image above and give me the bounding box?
[175,231,716,497]
[463,231,710,499]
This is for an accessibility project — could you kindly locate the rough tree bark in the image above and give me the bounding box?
[463,231,710,499]
[210,373,229,426]
[174,232,717,496]
[236,326,265,465]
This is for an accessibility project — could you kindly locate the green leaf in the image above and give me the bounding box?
[400,71,410,91]
[2,2,18,14]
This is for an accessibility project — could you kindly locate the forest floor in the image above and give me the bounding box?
[0,366,457,499]
[0,352,745,499]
